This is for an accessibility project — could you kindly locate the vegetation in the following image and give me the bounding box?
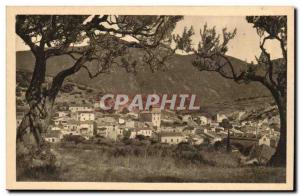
[60,83,74,93]
[17,139,286,182]
[192,16,287,166]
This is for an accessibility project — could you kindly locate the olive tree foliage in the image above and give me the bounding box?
[192,16,287,166]
[16,15,193,147]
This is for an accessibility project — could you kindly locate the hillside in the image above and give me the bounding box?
[16,49,272,107]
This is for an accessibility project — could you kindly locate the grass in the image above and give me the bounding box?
[18,141,286,183]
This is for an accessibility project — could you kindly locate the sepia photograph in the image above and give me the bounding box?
[6,6,295,190]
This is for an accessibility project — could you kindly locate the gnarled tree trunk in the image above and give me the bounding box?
[269,94,287,167]
[16,49,86,178]
[16,52,59,178]
[17,96,54,146]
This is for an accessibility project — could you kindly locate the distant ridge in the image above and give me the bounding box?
[16,49,271,106]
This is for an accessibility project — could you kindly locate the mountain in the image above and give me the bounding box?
[16,49,272,107]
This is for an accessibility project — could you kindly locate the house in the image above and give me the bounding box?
[129,130,137,139]
[76,111,95,121]
[54,111,69,118]
[160,126,184,133]
[52,115,70,126]
[96,123,123,141]
[216,113,227,123]
[53,118,61,126]
[125,120,135,128]
[118,118,125,124]
[43,130,62,143]
[139,111,161,128]
[210,122,219,127]
[182,126,196,135]
[237,111,246,121]
[182,114,192,123]
[50,125,62,131]
[139,105,161,128]
[56,104,69,111]
[135,127,153,137]
[95,127,108,137]
[67,119,78,131]
[160,132,186,144]
[107,125,123,141]
[196,127,208,134]
[127,112,139,119]
[259,134,271,146]
[78,121,94,138]
[198,115,212,125]
[69,104,94,113]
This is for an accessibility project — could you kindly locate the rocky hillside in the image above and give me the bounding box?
[16,49,272,107]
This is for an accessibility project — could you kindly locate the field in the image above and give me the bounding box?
[17,140,286,183]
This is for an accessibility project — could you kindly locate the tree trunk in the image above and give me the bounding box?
[16,51,59,178]
[17,96,54,145]
[16,95,56,179]
[269,94,287,167]
[17,51,50,147]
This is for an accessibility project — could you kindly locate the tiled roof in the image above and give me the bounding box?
[97,122,116,126]
[135,127,152,131]
[160,131,184,137]
[79,120,94,125]
[69,103,93,108]
[68,119,79,124]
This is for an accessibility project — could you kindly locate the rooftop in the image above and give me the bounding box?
[135,127,152,131]
[160,131,184,137]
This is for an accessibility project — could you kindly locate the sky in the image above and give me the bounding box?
[173,16,282,62]
[16,16,283,62]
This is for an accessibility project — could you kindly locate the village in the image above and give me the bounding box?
[16,94,280,151]
[15,73,280,154]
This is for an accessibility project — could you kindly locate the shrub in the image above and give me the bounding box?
[199,150,241,167]
[86,88,93,93]
[62,134,85,144]
[97,137,115,147]
[174,143,204,163]
[136,135,146,141]
[60,83,74,93]
[214,141,223,151]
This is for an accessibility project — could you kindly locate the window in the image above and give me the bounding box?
[171,139,173,142]
[165,139,167,143]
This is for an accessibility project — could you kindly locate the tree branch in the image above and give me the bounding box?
[47,51,92,99]
[16,16,39,55]
[259,35,277,87]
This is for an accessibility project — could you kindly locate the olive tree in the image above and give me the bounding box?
[16,15,192,165]
[192,16,287,166]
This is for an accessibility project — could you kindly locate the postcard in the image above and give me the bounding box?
[6,6,294,191]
